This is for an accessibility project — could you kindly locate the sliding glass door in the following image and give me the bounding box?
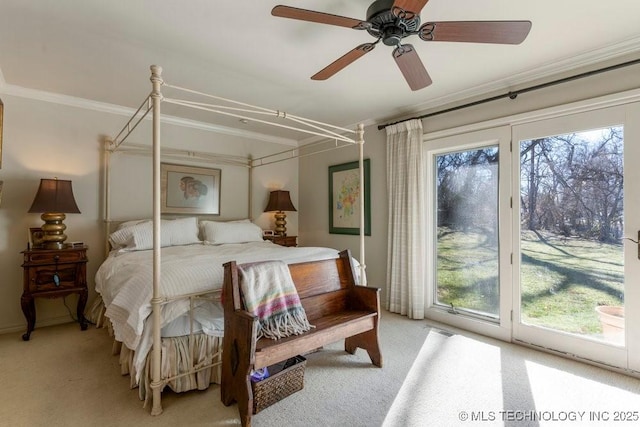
[426,102,640,371]
[518,126,624,343]
[512,105,640,368]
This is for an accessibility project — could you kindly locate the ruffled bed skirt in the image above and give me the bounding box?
[88,298,223,404]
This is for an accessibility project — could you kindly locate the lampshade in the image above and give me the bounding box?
[29,179,81,214]
[28,178,81,249]
[264,190,296,237]
[264,190,297,213]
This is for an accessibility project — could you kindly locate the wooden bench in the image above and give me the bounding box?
[221,249,382,427]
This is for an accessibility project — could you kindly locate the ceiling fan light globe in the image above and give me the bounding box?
[383,27,404,46]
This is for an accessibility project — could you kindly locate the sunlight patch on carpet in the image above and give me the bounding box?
[383,330,640,426]
[383,330,505,426]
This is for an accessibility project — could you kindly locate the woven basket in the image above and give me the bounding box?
[252,355,306,414]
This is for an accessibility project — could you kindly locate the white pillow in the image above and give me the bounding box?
[115,219,149,231]
[201,220,263,244]
[198,218,250,239]
[109,217,200,251]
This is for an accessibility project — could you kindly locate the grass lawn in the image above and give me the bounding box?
[436,227,500,316]
[437,227,624,336]
[520,230,623,335]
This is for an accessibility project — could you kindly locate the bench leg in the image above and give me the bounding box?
[222,339,255,411]
[238,392,253,427]
[345,329,383,367]
[221,339,237,406]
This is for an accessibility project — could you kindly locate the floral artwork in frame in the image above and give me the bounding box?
[328,159,371,235]
[161,163,221,215]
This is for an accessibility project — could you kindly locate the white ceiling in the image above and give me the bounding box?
[1,0,639,143]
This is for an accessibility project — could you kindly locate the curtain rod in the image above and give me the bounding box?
[377,57,640,130]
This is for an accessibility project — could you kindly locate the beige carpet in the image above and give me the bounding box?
[383,330,640,426]
[1,311,639,426]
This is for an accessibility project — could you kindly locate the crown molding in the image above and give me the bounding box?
[422,87,640,142]
[0,76,298,147]
[377,35,640,126]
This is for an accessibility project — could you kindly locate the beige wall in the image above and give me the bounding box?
[0,93,298,334]
[419,57,640,134]
[298,128,387,295]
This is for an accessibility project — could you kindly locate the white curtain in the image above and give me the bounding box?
[386,119,426,319]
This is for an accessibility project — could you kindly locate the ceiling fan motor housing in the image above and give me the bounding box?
[366,0,421,46]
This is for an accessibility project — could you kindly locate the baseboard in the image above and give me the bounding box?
[0,315,77,336]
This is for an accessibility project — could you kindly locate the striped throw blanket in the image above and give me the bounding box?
[238,260,313,340]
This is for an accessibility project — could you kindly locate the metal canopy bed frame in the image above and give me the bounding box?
[104,65,367,415]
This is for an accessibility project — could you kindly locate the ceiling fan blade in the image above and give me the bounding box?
[392,0,430,16]
[311,43,376,80]
[393,44,432,91]
[272,5,369,30]
[312,43,376,81]
[419,21,532,44]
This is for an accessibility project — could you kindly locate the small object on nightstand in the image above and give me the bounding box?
[20,245,89,341]
[263,235,297,247]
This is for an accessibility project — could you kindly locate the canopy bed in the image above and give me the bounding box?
[97,65,367,415]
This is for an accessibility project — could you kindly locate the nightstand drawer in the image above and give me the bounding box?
[24,248,87,265]
[28,265,80,293]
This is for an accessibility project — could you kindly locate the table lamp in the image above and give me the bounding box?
[264,190,297,236]
[28,178,81,249]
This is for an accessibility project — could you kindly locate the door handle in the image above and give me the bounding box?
[623,231,640,259]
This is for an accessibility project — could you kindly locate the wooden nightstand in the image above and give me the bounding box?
[264,235,297,247]
[20,245,89,341]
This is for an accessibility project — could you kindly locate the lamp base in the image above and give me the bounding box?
[41,212,68,249]
[274,211,287,236]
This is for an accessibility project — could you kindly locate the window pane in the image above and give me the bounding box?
[435,147,500,318]
[519,126,624,344]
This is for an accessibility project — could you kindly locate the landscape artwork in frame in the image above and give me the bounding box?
[161,163,221,214]
[329,159,371,235]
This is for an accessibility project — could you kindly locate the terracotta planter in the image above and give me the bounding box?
[595,305,624,344]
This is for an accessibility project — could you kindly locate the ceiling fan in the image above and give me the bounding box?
[272,0,532,91]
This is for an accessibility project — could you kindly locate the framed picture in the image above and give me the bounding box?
[29,227,44,249]
[329,159,371,235]
[161,163,221,215]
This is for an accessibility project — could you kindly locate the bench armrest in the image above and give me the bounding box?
[352,285,381,313]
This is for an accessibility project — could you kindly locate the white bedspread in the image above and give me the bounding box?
[95,241,342,378]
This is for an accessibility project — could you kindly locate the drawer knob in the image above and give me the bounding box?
[54,255,60,261]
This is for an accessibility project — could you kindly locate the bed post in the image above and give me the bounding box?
[104,138,113,258]
[248,155,253,220]
[149,64,164,416]
[357,123,367,286]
